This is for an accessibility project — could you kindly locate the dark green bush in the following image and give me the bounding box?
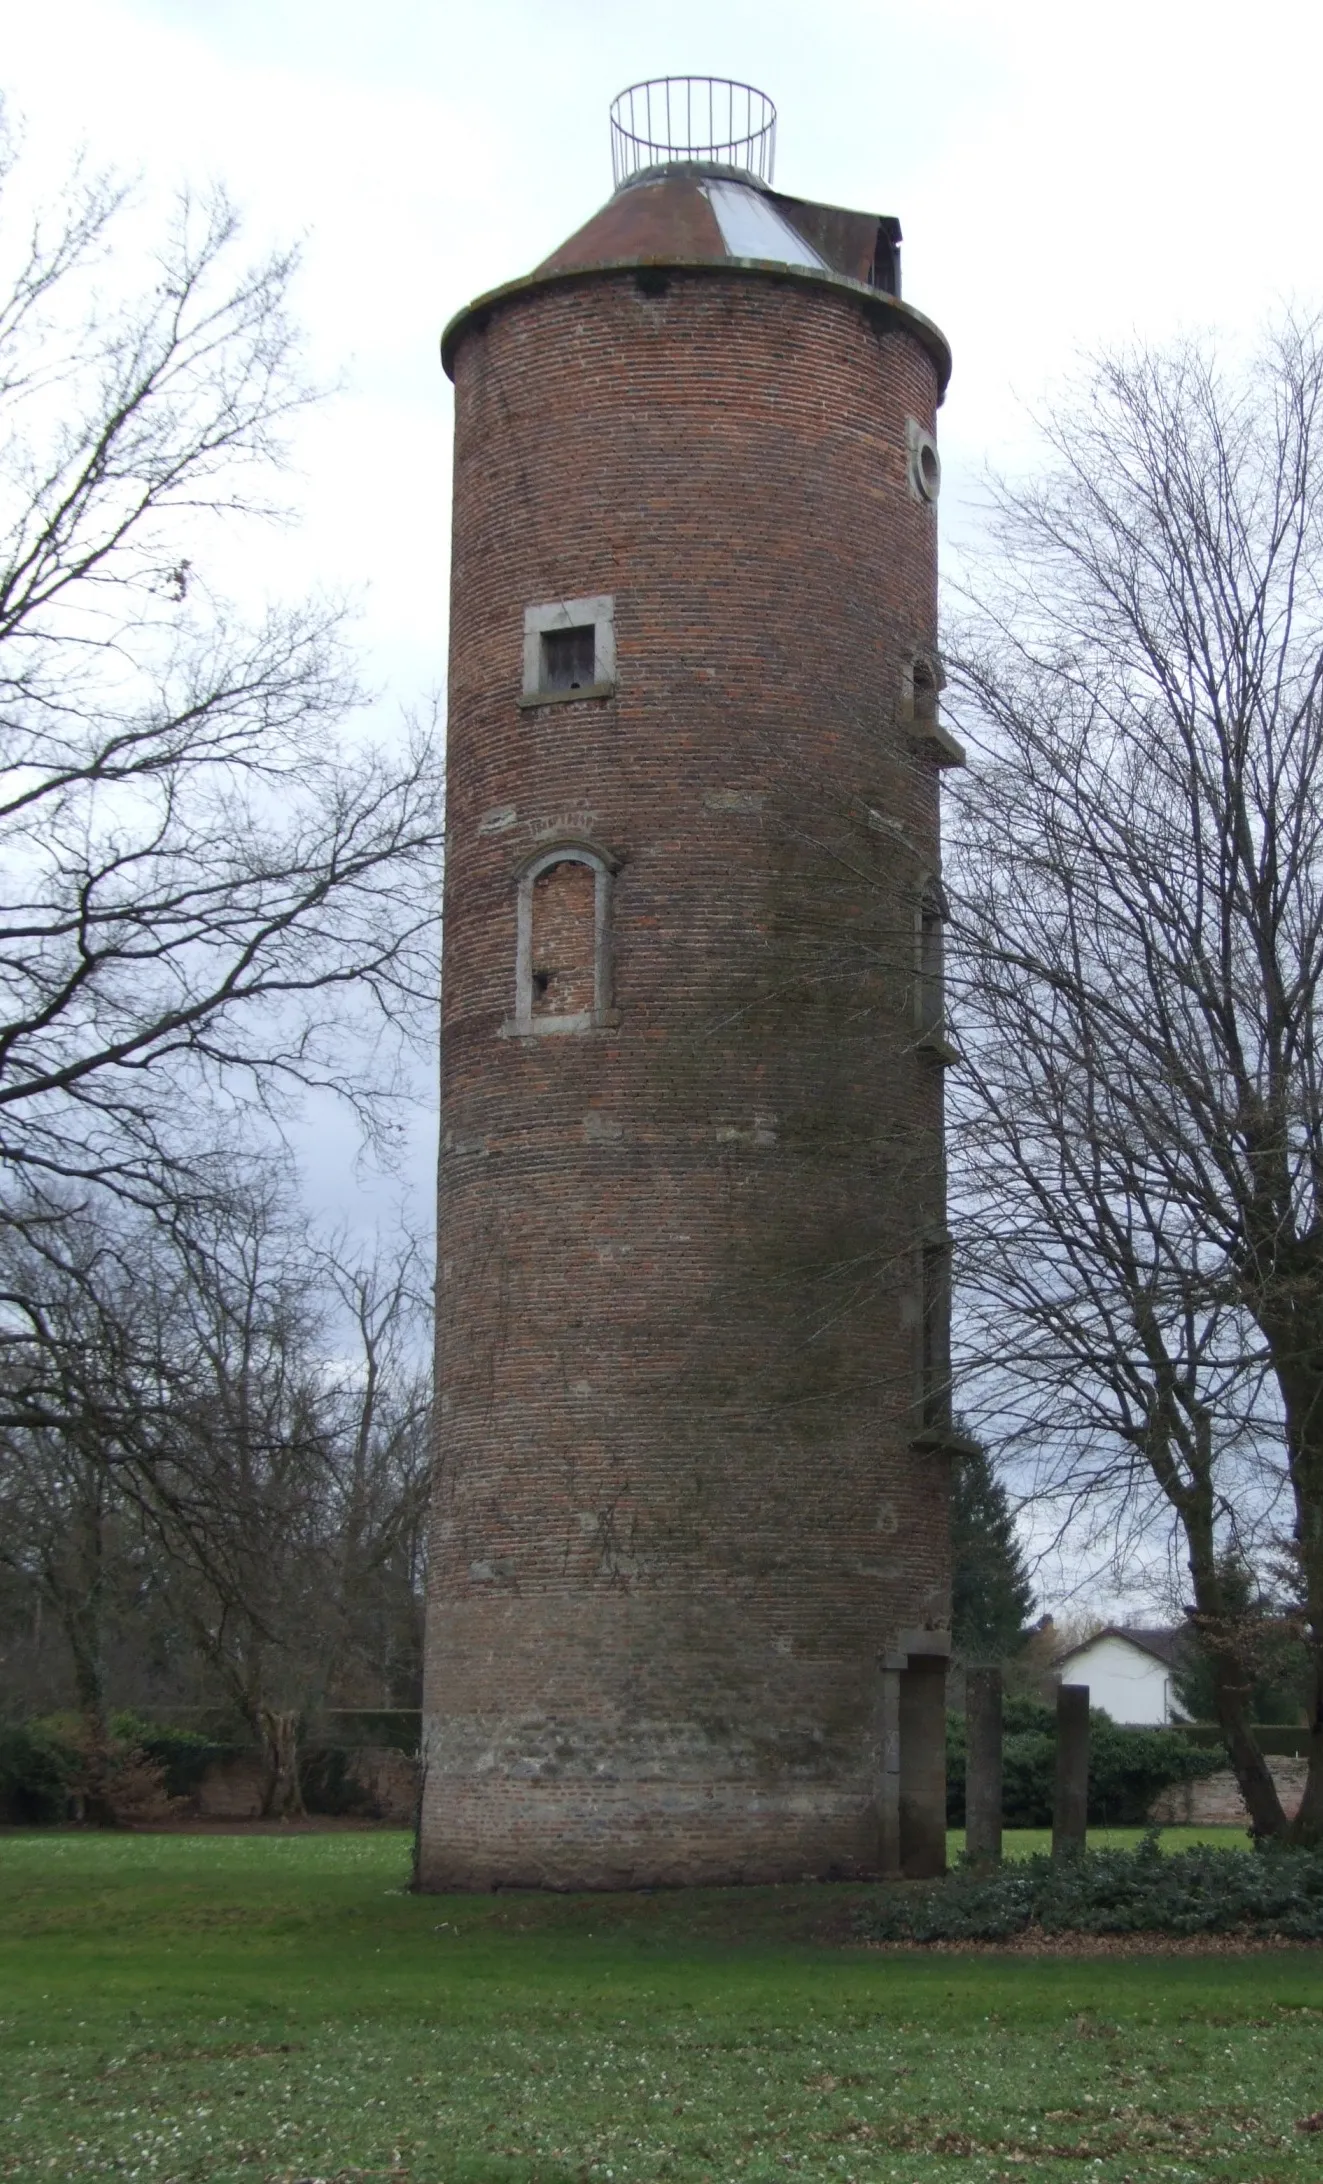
[859,1836,1323,1942]
[0,1722,76,1823]
[109,1712,234,1799]
[1177,1722,1308,1757]
[946,1696,1222,1827]
[299,1743,376,1817]
[1084,1713,1224,1823]
[2,1714,240,1823]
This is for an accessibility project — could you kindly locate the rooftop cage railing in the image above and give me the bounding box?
[609,78,777,189]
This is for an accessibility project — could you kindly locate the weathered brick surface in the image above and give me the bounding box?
[532,859,595,1017]
[422,258,953,1888]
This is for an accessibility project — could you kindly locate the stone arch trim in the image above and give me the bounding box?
[510,836,620,1035]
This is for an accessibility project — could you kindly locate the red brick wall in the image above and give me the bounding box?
[532,859,595,1017]
[422,262,953,1888]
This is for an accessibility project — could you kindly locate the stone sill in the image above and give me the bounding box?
[916,1027,962,1066]
[911,718,966,767]
[500,1008,622,1039]
[882,1624,954,1670]
[516,683,615,709]
[910,1427,982,1460]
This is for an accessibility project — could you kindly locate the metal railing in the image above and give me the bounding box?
[609,77,776,189]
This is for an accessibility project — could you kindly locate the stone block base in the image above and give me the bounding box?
[416,1776,882,1890]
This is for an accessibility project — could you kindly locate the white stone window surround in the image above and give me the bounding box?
[917,1229,954,1430]
[914,871,960,1065]
[901,650,966,768]
[509,838,619,1037]
[915,873,948,1032]
[520,595,616,705]
[905,417,942,505]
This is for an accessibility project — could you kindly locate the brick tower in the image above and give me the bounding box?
[421,79,961,1889]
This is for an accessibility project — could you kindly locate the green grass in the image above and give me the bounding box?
[948,1825,1255,1860]
[2,1828,1321,2183]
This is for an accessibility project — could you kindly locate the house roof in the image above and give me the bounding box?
[1056,1625,1187,1671]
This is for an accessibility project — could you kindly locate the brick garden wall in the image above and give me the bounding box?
[1151,1759,1307,1828]
[422,262,954,1888]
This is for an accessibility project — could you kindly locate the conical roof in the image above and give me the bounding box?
[536,169,898,290]
[441,163,949,396]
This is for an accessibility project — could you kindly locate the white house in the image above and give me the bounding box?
[1054,1626,1187,1725]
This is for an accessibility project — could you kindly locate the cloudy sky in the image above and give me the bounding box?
[7,0,1318,1173]
[6,0,1315,1606]
[9,0,1320,739]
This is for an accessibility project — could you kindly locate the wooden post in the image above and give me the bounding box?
[965,1665,1003,1867]
[1052,1682,1090,1858]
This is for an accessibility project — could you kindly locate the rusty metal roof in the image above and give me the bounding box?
[439,163,950,395]
[536,169,901,293]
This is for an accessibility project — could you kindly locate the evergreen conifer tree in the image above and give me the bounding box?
[951,1435,1034,1662]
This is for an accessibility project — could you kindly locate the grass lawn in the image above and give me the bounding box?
[2,1827,1321,2183]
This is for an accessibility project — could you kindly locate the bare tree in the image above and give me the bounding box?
[317,1235,432,1709]
[0,1180,431,1816]
[0,103,442,1226]
[0,1207,177,1814]
[947,314,1323,1839]
[144,1192,431,1811]
[139,1184,336,1815]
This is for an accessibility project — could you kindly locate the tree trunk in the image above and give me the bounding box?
[1211,1661,1290,1839]
[1285,1419,1323,1847]
[258,1708,305,1819]
[59,1516,119,1829]
[1184,1493,1289,1838]
[1258,1253,1323,1845]
[70,1689,119,1828]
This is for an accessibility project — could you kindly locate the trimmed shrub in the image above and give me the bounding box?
[109,1713,235,1800]
[0,1722,77,1823]
[299,1743,377,1817]
[2,1715,196,1826]
[946,1696,1222,1827]
[858,1836,1323,1942]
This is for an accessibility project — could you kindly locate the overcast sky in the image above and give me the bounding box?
[9,0,1321,722]
[5,1,1318,1604]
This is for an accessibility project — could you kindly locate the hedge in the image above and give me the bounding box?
[946,1695,1222,1826]
[858,1836,1323,1941]
[0,1714,416,1823]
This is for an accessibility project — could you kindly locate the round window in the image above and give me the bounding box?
[906,419,942,505]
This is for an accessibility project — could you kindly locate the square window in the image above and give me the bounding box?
[540,624,596,693]
[521,595,615,706]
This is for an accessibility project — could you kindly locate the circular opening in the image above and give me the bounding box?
[917,438,941,502]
